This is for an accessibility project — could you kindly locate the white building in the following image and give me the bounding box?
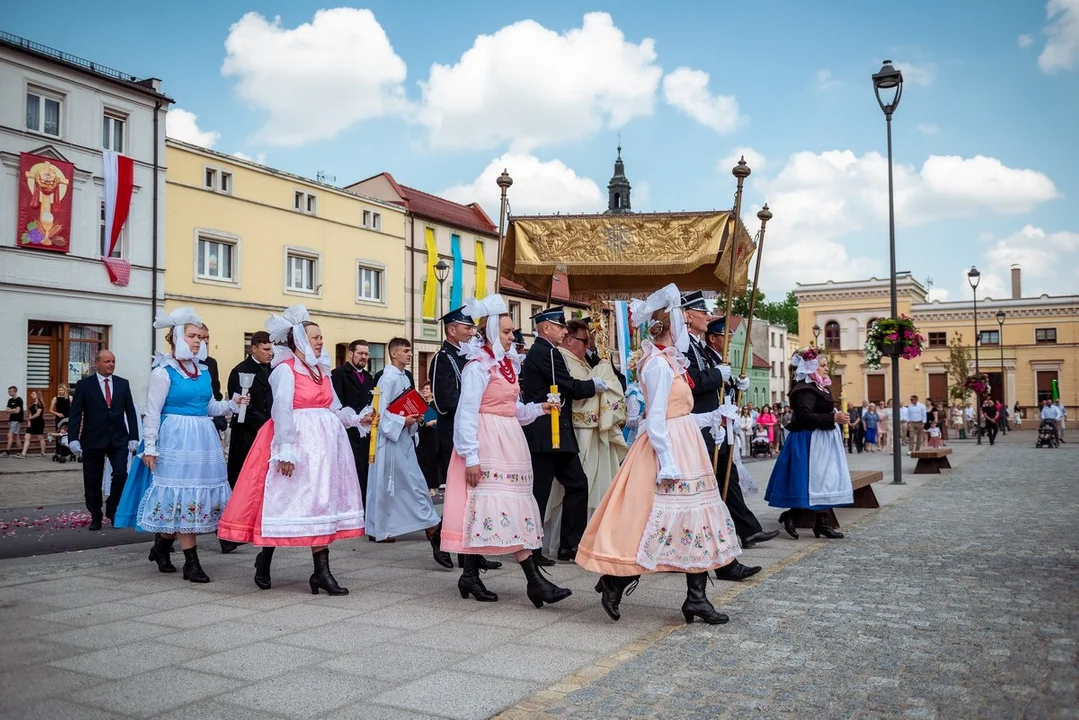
[0,32,172,415]
[751,321,791,406]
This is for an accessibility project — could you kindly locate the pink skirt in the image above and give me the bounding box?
[441,413,542,555]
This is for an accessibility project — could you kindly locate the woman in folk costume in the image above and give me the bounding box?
[114,308,247,583]
[764,347,852,540]
[365,337,454,569]
[218,306,369,595]
[441,294,572,607]
[543,319,628,556]
[576,284,742,625]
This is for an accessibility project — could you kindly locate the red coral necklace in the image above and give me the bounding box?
[483,346,517,384]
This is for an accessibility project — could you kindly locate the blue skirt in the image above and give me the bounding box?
[764,429,850,511]
[114,441,152,531]
[864,427,878,444]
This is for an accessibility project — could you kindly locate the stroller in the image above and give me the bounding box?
[1035,420,1059,448]
[49,419,76,463]
[750,428,772,458]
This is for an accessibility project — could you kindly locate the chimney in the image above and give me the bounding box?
[1011,264,1021,300]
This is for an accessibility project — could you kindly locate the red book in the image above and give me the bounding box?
[386,388,428,417]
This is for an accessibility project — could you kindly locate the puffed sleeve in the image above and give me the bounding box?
[141,367,171,457]
[515,401,546,426]
[640,359,681,481]
[268,365,298,463]
[206,395,238,417]
[453,362,489,467]
[330,385,371,435]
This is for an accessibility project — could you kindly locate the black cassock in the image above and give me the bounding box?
[331,363,376,499]
[226,355,272,489]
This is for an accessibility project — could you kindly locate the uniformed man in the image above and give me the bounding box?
[520,307,609,565]
[681,291,779,577]
[512,328,527,354]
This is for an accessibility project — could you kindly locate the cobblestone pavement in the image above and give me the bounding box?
[527,436,1078,719]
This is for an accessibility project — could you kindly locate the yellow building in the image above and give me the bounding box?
[795,268,1078,417]
[165,140,407,373]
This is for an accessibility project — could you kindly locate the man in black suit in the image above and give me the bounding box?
[67,350,139,531]
[219,331,274,552]
[681,292,776,580]
[331,339,377,501]
[521,307,607,564]
[847,401,866,453]
[197,325,227,434]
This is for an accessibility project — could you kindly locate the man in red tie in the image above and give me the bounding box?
[68,350,140,531]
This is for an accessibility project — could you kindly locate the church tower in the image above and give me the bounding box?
[605,145,632,214]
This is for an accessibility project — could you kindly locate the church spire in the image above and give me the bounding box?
[605,143,631,214]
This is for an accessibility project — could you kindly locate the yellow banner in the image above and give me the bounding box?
[474,240,487,299]
[423,227,438,318]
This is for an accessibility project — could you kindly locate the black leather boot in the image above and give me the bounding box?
[181,547,210,583]
[148,533,176,573]
[594,574,640,621]
[531,549,557,567]
[714,559,762,582]
[520,556,572,608]
[457,554,504,570]
[219,538,242,554]
[779,510,799,540]
[813,512,844,539]
[458,554,498,602]
[309,549,348,595]
[682,572,728,625]
[428,525,454,569]
[253,547,275,590]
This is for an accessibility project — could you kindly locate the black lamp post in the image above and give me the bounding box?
[996,309,1006,434]
[812,324,821,347]
[873,59,905,484]
[968,266,982,445]
[435,259,450,319]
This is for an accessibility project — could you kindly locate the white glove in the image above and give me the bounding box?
[593,377,608,393]
[68,440,82,454]
[717,364,732,384]
[128,440,139,453]
[547,392,561,405]
[736,375,751,391]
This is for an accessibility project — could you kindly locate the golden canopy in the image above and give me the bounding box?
[500,210,755,299]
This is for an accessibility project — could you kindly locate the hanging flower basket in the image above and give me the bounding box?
[864,316,925,370]
[963,372,991,397]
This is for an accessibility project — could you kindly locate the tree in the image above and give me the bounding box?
[715,287,799,334]
[939,333,972,402]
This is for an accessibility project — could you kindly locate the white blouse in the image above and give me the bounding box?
[142,360,236,456]
[453,360,546,467]
[268,361,369,464]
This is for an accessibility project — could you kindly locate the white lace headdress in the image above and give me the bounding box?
[153,307,206,363]
[463,294,510,361]
[265,304,329,370]
[628,283,689,353]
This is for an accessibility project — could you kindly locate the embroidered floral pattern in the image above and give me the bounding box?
[634,472,741,570]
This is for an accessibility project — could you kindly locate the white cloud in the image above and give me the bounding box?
[420,12,662,151]
[222,9,409,146]
[896,61,936,86]
[966,225,1079,299]
[749,151,1058,293]
[442,153,605,216]
[165,108,220,148]
[1039,0,1079,72]
[815,69,841,91]
[662,67,741,134]
[926,287,950,302]
[232,151,268,165]
[917,123,941,135]
[719,147,766,176]
[1018,33,1035,48]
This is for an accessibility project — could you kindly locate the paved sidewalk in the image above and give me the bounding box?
[0,439,1004,719]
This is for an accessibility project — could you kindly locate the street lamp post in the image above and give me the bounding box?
[997,309,1006,434]
[969,266,982,445]
[435,259,450,319]
[812,324,821,347]
[873,59,905,485]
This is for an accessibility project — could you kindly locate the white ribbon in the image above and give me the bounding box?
[265,304,328,371]
[790,352,819,384]
[463,294,509,361]
[153,306,203,331]
[628,283,689,353]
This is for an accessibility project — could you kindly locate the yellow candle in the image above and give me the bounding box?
[368,387,380,463]
[550,384,560,449]
[840,393,849,441]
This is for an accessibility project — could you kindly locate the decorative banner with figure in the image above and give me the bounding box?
[19,153,74,252]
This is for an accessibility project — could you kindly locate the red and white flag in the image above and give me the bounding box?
[102,150,133,286]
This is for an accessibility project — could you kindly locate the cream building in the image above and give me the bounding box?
[165,141,407,373]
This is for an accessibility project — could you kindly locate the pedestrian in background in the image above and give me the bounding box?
[863,403,880,452]
[20,390,47,457]
[4,385,24,457]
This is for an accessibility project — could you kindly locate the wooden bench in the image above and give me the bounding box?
[793,470,884,529]
[911,447,953,475]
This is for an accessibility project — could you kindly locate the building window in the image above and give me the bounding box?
[1035,328,1057,344]
[204,167,233,194]
[357,263,384,303]
[362,210,371,227]
[205,168,217,190]
[372,212,381,231]
[286,250,318,293]
[294,190,317,215]
[219,171,233,195]
[26,88,62,136]
[367,344,386,374]
[99,202,125,258]
[927,331,947,348]
[824,321,841,351]
[978,330,1000,346]
[196,236,235,282]
[102,112,125,152]
[509,301,521,327]
[1036,370,1058,403]
[243,332,254,357]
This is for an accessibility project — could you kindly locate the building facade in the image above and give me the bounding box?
[795,268,1078,416]
[751,321,791,406]
[166,141,407,373]
[0,32,171,416]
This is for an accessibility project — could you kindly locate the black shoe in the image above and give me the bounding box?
[148,533,177,573]
[532,550,557,567]
[682,572,728,625]
[519,556,572,608]
[812,513,844,539]
[428,525,454,569]
[254,547,274,590]
[778,510,799,540]
[219,538,242,554]
[182,547,210,583]
[457,554,504,570]
[88,519,103,532]
[309,548,348,595]
[556,547,578,562]
[594,574,639,621]
[742,530,780,547]
[714,559,762,582]
[458,555,498,602]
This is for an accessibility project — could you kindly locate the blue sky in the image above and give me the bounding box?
[7,1,1077,301]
